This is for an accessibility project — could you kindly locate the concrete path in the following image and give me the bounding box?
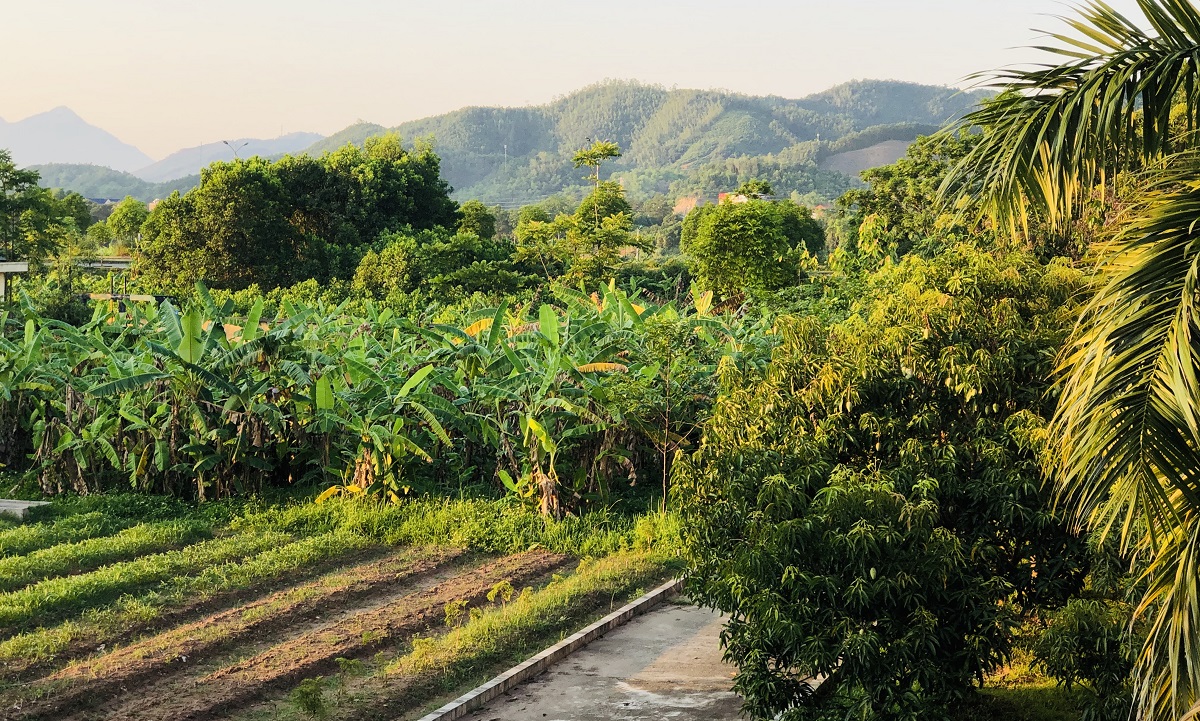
[462,599,742,721]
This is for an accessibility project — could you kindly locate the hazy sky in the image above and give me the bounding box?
[2,0,1145,159]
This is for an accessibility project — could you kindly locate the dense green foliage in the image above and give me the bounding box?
[0,280,744,514]
[0,150,85,266]
[105,196,148,246]
[306,80,985,204]
[678,245,1091,719]
[136,134,456,294]
[456,200,497,240]
[941,2,1200,718]
[832,133,981,262]
[1034,599,1134,721]
[682,197,823,295]
[0,62,1143,719]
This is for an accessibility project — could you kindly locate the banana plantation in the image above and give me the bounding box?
[0,283,754,513]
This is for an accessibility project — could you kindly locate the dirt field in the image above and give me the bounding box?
[821,139,913,177]
[1,548,569,721]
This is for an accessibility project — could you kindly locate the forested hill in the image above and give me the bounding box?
[21,80,986,204]
[306,79,988,205]
[29,164,200,203]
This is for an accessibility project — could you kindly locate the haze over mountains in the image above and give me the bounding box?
[13,79,987,203]
[0,107,152,172]
[134,133,325,182]
[4,107,323,199]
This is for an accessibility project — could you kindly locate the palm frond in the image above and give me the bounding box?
[944,0,1200,233]
[1051,152,1200,718]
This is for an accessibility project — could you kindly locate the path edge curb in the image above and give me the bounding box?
[413,576,685,721]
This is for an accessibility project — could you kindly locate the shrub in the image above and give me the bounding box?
[1034,599,1135,721]
[677,245,1091,719]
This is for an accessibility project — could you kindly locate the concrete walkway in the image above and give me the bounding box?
[462,599,742,721]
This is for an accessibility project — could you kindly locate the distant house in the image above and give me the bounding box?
[148,199,162,212]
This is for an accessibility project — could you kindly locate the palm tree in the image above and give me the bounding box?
[942,2,1200,717]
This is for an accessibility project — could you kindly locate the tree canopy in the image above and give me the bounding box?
[136,134,457,294]
[682,197,822,296]
[678,244,1089,719]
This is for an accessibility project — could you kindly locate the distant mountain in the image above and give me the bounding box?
[134,132,325,182]
[30,164,198,202]
[18,80,987,205]
[0,107,152,172]
[305,122,387,157]
[305,79,988,204]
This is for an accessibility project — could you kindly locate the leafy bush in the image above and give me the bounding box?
[1034,600,1135,721]
[290,676,328,719]
[677,244,1091,719]
[681,198,821,296]
[136,135,457,295]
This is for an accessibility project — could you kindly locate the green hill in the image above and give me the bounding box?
[29,164,198,202]
[27,80,986,206]
[304,122,387,156]
[307,79,987,204]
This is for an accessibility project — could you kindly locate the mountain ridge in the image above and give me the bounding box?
[0,107,153,172]
[14,79,987,203]
[29,163,199,202]
[133,132,325,182]
[304,79,987,203]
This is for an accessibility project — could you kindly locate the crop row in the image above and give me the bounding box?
[0,496,682,678]
[274,550,674,720]
[0,520,210,593]
[0,530,291,633]
[0,530,373,676]
[0,512,132,559]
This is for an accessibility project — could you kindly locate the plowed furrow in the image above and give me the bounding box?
[8,546,463,721]
[0,543,391,684]
[101,550,567,721]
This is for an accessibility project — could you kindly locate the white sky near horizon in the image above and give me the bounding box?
[1,0,1146,159]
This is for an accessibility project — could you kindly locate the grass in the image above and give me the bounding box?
[0,512,133,558]
[950,685,1081,721]
[0,530,291,632]
[0,520,210,593]
[237,496,683,557]
[950,649,1082,721]
[0,530,374,673]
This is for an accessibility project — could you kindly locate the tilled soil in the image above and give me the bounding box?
[0,543,393,683]
[6,545,462,720]
[317,586,641,721]
[10,549,567,721]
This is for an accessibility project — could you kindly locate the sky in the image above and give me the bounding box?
[1,0,1146,159]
